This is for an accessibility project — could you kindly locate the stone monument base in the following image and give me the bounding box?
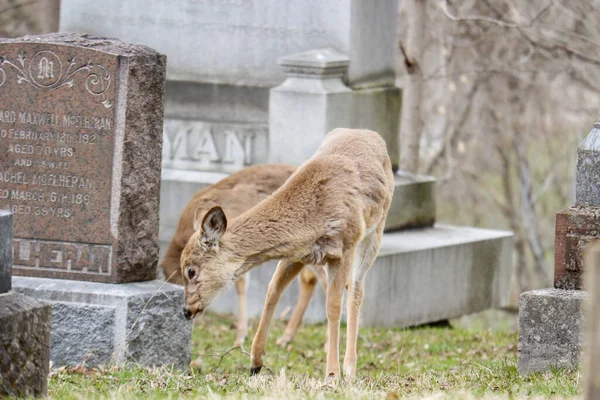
[12,278,192,369]
[207,224,513,328]
[518,288,587,375]
[0,291,51,398]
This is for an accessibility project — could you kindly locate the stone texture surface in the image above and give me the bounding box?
[0,291,52,398]
[0,33,166,283]
[0,38,118,245]
[0,210,12,293]
[12,277,193,368]
[197,225,513,327]
[49,302,115,366]
[554,206,600,290]
[385,172,435,231]
[125,287,193,367]
[576,122,600,207]
[60,0,398,88]
[518,288,587,375]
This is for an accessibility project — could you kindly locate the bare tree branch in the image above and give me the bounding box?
[0,0,39,15]
[440,0,518,28]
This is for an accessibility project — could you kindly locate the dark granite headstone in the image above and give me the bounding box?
[554,206,600,290]
[0,33,166,283]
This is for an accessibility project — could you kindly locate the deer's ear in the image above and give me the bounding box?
[192,207,204,232]
[200,206,227,245]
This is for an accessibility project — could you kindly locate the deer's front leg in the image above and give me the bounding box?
[250,260,303,375]
[343,280,364,380]
[325,256,351,380]
[234,275,248,347]
[276,267,319,347]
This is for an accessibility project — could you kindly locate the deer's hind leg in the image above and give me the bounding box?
[250,260,304,375]
[343,220,385,380]
[325,253,353,380]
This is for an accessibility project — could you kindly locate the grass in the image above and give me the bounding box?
[47,311,582,399]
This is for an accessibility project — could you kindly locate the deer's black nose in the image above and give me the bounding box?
[183,308,193,320]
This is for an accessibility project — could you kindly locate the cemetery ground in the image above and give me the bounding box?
[47,311,581,399]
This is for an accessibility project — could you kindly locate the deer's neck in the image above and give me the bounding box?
[224,206,304,277]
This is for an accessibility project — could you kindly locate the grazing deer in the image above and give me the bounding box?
[181,128,394,380]
[160,164,325,346]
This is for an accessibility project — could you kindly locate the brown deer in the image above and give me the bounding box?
[180,128,394,380]
[160,164,325,346]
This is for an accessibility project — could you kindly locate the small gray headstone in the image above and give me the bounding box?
[518,288,587,374]
[0,210,12,293]
[0,210,51,398]
[576,122,600,206]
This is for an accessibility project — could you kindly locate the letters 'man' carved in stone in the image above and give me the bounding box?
[162,119,257,172]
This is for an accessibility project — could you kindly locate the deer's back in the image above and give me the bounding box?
[238,129,394,262]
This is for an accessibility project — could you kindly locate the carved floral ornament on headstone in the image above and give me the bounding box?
[0,51,112,108]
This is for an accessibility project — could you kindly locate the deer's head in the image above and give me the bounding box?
[181,206,234,320]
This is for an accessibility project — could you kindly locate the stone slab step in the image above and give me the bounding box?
[12,278,193,369]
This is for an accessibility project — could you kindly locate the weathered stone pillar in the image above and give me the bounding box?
[269,48,353,166]
[1,211,52,398]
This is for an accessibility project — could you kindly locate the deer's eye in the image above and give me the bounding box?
[187,268,196,280]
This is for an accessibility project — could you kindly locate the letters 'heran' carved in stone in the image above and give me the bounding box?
[0,33,166,283]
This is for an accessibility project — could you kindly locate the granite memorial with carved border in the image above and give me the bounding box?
[0,33,166,283]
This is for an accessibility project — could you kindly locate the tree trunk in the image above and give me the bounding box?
[399,0,427,173]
